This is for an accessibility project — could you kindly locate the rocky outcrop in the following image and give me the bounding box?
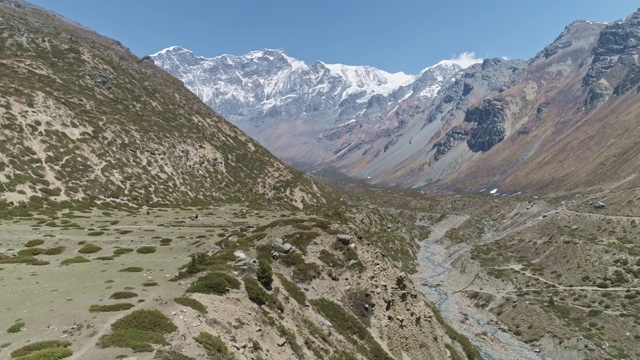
[583,10,640,89]
[432,126,469,160]
[464,99,507,152]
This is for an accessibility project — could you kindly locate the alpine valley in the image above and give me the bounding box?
[3,1,640,360]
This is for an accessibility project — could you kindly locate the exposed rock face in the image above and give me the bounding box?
[432,126,469,160]
[465,99,507,152]
[584,10,640,88]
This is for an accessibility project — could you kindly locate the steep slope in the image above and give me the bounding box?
[0,0,331,210]
[440,15,640,194]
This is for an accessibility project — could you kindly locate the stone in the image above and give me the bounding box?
[281,243,294,253]
[277,338,287,347]
[233,250,247,260]
[594,201,606,209]
[337,234,353,245]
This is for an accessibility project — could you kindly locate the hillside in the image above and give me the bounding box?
[0,0,331,211]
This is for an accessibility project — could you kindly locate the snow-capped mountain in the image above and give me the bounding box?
[152,47,413,124]
[151,47,463,166]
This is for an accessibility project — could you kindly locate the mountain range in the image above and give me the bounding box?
[153,10,640,196]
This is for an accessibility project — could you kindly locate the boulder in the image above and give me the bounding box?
[594,201,606,209]
[281,243,295,253]
[337,234,353,245]
[233,250,247,260]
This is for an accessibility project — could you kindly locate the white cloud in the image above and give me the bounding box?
[437,52,483,69]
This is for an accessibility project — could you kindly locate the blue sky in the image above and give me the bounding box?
[29,0,639,74]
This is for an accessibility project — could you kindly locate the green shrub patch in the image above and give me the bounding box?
[186,272,240,295]
[78,244,102,254]
[174,297,207,313]
[136,246,156,254]
[10,340,71,358]
[89,303,135,312]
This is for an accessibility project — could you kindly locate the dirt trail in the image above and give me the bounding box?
[495,264,640,292]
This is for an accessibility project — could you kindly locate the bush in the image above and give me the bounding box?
[243,277,283,312]
[18,248,45,256]
[87,231,105,236]
[319,249,345,268]
[110,291,138,299]
[174,297,207,313]
[186,272,240,295]
[61,256,90,266]
[24,239,45,247]
[160,238,172,246]
[256,259,273,290]
[96,256,115,261]
[98,309,177,352]
[142,281,158,287]
[78,244,102,254]
[7,321,25,333]
[113,247,134,255]
[137,246,156,254]
[311,298,392,360]
[276,273,306,305]
[112,309,177,333]
[43,246,66,255]
[193,332,233,360]
[120,267,144,272]
[10,340,71,358]
[89,303,135,312]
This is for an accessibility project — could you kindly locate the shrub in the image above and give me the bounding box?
[137,246,156,254]
[18,248,45,256]
[78,244,102,254]
[97,309,177,352]
[142,281,158,287]
[7,321,25,333]
[276,273,306,305]
[292,262,322,283]
[96,256,115,261]
[319,249,345,268]
[24,239,45,247]
[10,340,71,358]
[174,297,207,313]
[110,291,138,299]
[113,248,133,255]
[89,303,135,312]
[43,246,66,255]
[119,267,144,272]
[256,259,273,290]
[311,298,392,360]
[186,272,240,295]
[112,309,176,333]
[87,231,105,236]
[193,332,233,360]
[61,256,90,266]
[243,277,283,312]
[160,238,172,246]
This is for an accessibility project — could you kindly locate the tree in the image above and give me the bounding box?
[256,259,273,290]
